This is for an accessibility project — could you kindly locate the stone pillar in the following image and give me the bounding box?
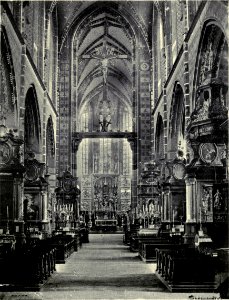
[165,192,170,222]
[13,176,24,221]
[127,135,137,211]
[162,188,170,222]
[75,199,79,224]
[161,192,164,222]
[72,135,82,177]
[184,174,197,244]
[41,191,47,222]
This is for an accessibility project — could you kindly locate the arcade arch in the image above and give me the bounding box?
[24,85,41,156]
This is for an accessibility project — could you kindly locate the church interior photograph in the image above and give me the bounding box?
[0,0,228,299]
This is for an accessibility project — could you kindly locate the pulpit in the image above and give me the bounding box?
[186,77,228,247]
[155,77,228,292]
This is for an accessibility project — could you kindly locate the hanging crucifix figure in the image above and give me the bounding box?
[81,30,129,132]
[81,40,128,84]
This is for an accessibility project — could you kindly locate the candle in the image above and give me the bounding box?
[172,209,175,224]
[6,206,9,220]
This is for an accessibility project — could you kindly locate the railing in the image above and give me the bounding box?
[95,220,117,231]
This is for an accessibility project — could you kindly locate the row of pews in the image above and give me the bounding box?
[0,240,57,290]
[0,226,89,291]
[123,224,228,296]
[155,247,217,291]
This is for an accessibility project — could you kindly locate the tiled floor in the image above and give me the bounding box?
[0,234,220,300]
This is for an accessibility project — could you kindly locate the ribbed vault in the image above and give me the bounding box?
[72,7,135,132]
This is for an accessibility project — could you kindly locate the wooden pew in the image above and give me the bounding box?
[215,248,229,299]
[137,227,171,261]
[155,247,218,292]
[48,235,75,263]
[129,224,140,252]
[0,242,56,290]
[79,227,89,244]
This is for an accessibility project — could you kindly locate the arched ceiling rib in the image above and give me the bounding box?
[56,1,154,129]
[57,1,154,51]
[73,6,135,116]
[79,81,131,114]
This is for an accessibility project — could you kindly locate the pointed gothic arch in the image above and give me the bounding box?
[168,82,185,155]
[155,113,164,159]
[24,85,41,154]
[192,21,228,109]
[71,5,136,134]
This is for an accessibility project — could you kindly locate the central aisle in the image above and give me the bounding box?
[0,234,220,299]
[43,233,166,299]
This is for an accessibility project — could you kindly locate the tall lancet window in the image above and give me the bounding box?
[81,111,89,132]
[157,17,165,96]
[122,139,132,175]
[122,109,132,132]
[81,139,89,175]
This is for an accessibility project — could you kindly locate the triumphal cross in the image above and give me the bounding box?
[81,40,128,84]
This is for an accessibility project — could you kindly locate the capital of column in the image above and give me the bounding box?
[72,134,83,153]
[127,135,137,152]
[185,174,196,185]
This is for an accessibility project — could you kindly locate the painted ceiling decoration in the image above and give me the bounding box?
[58,1,152,51]
[72,6,139,130]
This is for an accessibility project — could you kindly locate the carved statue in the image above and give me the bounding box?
[99,118,111,132]
[214,189,222,211]
[202,189,210,215]
[201,186,213,222]
[192,91,211,122]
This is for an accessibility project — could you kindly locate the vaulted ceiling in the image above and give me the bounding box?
[52,1,154,128]
[56,1,154,45]
[75,9,133,115]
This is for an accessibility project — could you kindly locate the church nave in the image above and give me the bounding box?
[0,234,220,300]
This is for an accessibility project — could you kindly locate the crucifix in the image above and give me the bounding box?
[81,40,128,84]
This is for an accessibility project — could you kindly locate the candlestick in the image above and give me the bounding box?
[6,206,9,234]
[172,209,175,225]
